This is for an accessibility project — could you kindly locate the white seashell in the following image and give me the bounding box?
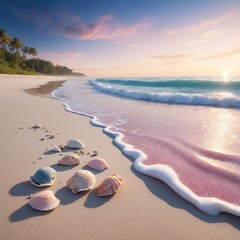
[32,123,41,129]
[67,170,96,193]
[58,154,80,166]
[52,146,61,152]
[66,139,85,149]
[96,174,123,197]
[87,158,109,171]
[28,190,60,211]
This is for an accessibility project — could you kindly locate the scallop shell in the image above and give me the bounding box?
[52,146,61,152]
[66,139,85,149]
[96,174,123,197]
[87,158,109,171]
[30,167,57,187]
[67,170,96,193]
[28,190,60,211]
[58,154,80,166]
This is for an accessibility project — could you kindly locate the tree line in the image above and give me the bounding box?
[0,28,80,75]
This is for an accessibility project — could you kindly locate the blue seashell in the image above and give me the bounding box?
[30,167,57,187]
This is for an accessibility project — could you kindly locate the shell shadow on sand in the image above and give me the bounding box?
[84,189,114,208]
[43,147,74,156]
[50,164,76,172]
[55,186,89,205]
[9,204,52,222]
[81,165,105,175]
[9,180,43,196]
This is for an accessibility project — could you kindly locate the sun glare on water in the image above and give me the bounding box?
[223,70,229,82]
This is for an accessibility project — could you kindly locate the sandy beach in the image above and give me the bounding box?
[0,74,239,240]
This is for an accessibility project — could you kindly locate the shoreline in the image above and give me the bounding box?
[54,78,240,217]
[0,74,239,240]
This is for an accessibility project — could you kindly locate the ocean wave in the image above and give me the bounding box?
[90,80,240,108]
[95,78,240,91]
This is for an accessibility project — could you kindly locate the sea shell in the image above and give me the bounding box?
[52,146,61,152]
[30,167,57,187]
[32,123,41,129]
[58,154,80,166]
[67,170,96,193]
[87,158,109,171]
[66,139,85,149]
[28,190,60,211]
[96,174,123,197]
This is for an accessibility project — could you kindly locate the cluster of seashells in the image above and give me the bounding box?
[28,139,123,211]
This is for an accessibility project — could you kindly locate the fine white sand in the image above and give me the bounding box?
[0,74,239,240]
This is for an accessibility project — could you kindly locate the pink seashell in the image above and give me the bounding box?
[96,174,123,197]
[58,154,80,166]
[87,158,109,171]
[28,190,60,211]
[67,170,96,193]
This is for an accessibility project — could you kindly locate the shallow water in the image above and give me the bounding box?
[53,77,240,216]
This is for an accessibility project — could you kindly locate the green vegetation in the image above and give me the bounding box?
[0,28,85,76]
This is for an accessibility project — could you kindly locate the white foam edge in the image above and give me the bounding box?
[52,88,240,217]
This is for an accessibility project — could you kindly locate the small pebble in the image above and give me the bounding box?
[26,194,33,199]
[32,123,41,129]
[39,138,45,141]
[38,156,43,160]
[93,150,99,154]
[33,161,36,164]
[90,153,98,157]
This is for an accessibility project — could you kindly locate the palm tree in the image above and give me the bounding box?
[9,37,24,63]
[22,46,29,58]
[28,47,38,69]
[9,37,24,54]
[0,28,11,60]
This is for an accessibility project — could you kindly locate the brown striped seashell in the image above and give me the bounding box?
[87,158,109,171]
[28,190,60,211]
[67,170,96,193]
[96,174,123,197]
[58,154,80,166]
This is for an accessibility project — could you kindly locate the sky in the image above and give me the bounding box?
[1,0,240,77]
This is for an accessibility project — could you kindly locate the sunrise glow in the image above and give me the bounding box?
[1,1,240,77]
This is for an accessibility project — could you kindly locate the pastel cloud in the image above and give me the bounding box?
[53,14,149,40]
[185,30,222,46]
[11,7,150,41]
[151,47,240,65]
[166,10,238,34]
[40,51,84,57]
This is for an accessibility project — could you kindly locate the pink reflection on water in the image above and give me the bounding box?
[55,80,240,206]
